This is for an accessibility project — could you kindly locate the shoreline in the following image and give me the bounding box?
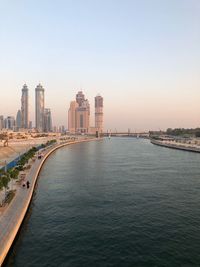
[0,138,102,266]
[151,139,200,153]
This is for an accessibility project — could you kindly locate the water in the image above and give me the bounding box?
[4,138,200,267]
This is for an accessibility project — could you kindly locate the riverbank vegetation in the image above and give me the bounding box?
[150,128,200,138]
[40,139,57,148]
[166,128,200,137]
[0,139,57,206]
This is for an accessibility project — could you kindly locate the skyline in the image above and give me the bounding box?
[1,0,200,131]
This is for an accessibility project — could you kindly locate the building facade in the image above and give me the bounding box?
[68,91,103,135]
[68,101,78,133]
[44,108,52,132]
[95,95,103,134]
[21,84,29,129]
[68,91,90,134]
[76,98,90,133]
[5,116,15,130]
[16,110,22,130]
[35,83,45,132]
[0,116,4,130]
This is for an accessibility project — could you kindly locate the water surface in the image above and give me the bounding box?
[4,138,200,267]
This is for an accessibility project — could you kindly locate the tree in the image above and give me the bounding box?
[1,173,10,201]
[195,131,200,138]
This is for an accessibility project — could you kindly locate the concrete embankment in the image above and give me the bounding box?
[0,138,101,266]
[151,139,200,153]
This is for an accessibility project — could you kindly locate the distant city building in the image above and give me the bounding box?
[53,126,57,133]
[21,84,29,129]
[16,110,22,130]
[68,101,78,133]
[29,121,32,130]
[44,108,52,132]
[76,91,85,106]
[59,125,65,133]
[95,95,103,134]
[76,98,90,133]
[5,116,15,130]
[68,91,103,135]
[0,116,4,130]
[75,91,90,134]
[35,83,45,132]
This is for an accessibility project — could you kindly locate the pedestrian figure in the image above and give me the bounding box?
[26,181,30,189]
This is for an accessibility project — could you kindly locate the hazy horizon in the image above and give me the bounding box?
[1,0,200,132]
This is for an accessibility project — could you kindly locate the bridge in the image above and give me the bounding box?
[103,132,149,138]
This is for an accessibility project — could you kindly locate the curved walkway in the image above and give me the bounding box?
[0,138,100,266]
[151,139,200,153]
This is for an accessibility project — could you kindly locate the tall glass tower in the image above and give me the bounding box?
[16,110,22,130]
[95,95,103,134]
[21,84,29,129]
[35,83,45,132]
[44,108,52,132]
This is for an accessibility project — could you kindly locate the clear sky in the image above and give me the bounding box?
[0,0,200,131]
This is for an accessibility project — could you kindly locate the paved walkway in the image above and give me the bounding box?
[0,154,44,266]
[0,138,100,266]
[0,142,61,266]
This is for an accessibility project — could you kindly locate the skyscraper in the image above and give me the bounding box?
[68,91,103,135]
[16,110,22,130]
[5,116,15,130]
[44,108,52,132]
[76,91,85,106]
[21,84,29,129]
[95,95,103,134]
[0,116,4,130]
[68,101,78,133]
[75,91,90,133]
[35,83,45,132]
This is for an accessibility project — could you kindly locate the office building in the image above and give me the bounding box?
[76,97,90,133]
[21,84,29,129]
[68,91,90,134]
[95,95,103,134]
[16,110,22,130]
[68,91,103,135]
[35,83,45,132]
[44,108,52,132]
[68,101,78,133]
[5,116,15,130]
[0,116,4,130]
[29,121,32,130]
[76,91,85,106]
[76,91,90,133]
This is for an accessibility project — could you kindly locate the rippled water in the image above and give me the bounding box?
[4,138,200,267]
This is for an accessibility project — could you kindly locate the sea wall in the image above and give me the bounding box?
[151,139,200,153]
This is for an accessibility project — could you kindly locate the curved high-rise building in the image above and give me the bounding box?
[35,83,45,132]
[21,84,29,129]
[95,95,103,134]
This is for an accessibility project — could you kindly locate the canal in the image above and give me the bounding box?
[4,138,200,266]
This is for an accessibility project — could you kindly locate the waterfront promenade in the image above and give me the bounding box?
[0,137,55,164]
[151,139,200,153]
[0,138,100,266]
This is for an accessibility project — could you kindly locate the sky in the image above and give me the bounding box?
[0,0,200,131]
